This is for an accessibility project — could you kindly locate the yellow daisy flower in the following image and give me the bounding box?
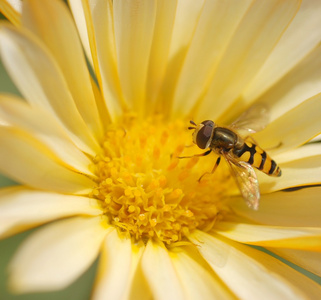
[1,0,321,299]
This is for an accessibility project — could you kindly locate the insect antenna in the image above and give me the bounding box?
[190,120,197,126]
[188,126,196,130]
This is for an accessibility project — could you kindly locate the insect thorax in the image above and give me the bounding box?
[211,127,242,152]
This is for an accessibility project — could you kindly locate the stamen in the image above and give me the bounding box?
[91,117,232,245]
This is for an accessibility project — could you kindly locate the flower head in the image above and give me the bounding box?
[0,0,321,299]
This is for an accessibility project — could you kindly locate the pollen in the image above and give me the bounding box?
[90,116,231,245]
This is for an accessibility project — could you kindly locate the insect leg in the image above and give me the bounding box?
[178,149,212,159]
[198,156,221,182]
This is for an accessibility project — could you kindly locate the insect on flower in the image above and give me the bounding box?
[181,105,282,210]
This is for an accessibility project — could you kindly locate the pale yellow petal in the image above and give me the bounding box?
[231,187,321,227]
[167,0,204,61]
[274,143,321,164]
[189,231,321,300]
[311,133,321,143]
[141,240,185,300]
[92,230,144,300]
[146,0,178,111]
[270,248,321,277]
[1,0,22,12]
[215,222,321,251]
[254,94,321,154]
[0,127,95,194]
[113,0,156,115]
[157,0,204,114]
[243,0,321,105]
[86,0,125,120]
[67,0,93,66]
[90,77,112,132]
[258,152,321,193]
[197,0,300,122]
[170,247,235,300]
[0,0,22,26]
[0,25,100,155]
[22,0,104,140]
[0,94,94,176]
[0,186,102,239]
[8,216,109,293]
[251,44,321,125]
[172,0,252,117]
[126,253,152,300]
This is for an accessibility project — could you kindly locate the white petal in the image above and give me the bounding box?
[243,0,321,105]
[0,25,100,155]
[231,186,321,227]
[92,230,144,300]
[22,0,104,140]
[0,186,102,239]
[114,0,157,115]
[170,247,235,300]
[215,222,321,250]
[0,0,22,26]
[0,94,94,176]
[4,0,22,12]
[9,216,109,293]
[141,240,185,300]
[197,0,300,121]
[189,231,321,300]
[172,0,252,117]
[270,248,321,277]
[0,127,95,194]
[311,133,321,143]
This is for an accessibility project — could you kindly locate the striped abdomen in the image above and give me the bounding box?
[233,141,281,177]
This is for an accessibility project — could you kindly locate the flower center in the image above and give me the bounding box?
[90,115,233,245]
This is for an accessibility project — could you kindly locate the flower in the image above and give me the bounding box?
[1,0,321,299]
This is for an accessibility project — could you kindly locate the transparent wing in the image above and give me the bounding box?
[230,104,269,134]
[222,152,260,210]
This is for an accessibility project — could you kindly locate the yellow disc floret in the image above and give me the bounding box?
[90,116,232,245]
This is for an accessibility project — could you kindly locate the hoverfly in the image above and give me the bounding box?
[183,105,281,210]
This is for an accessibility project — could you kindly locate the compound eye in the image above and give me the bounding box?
[196,120,214,149]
